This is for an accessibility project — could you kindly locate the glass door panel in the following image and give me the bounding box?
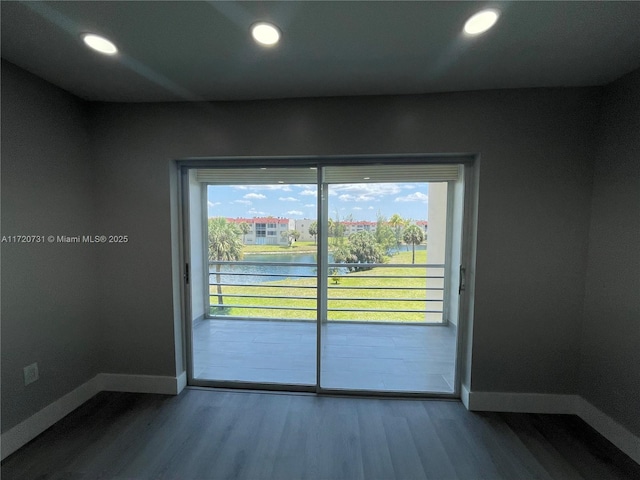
[320,173,457,393]
[190,168,317,386]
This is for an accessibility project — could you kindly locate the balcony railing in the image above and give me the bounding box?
[208,260,445,324]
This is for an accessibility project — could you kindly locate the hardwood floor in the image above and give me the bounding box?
[2,389,639,480]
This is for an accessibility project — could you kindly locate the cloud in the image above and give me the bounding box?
[248,208,267,215]
[208,201,221,207]
[298,186,335,196]
[233,185,291,191]
[353,207,362,210]
[243,193,266,200]
[394,192,428,203]
[331,183,402,198]
[287,210,303,215]
[233,199,252,205]
[331,183,407,203]
[279,197,299,202]
[339,193,376,202]
[368,206,375,210]
[304,204,315,208]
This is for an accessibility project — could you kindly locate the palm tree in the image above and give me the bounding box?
[309,221,318,245]
[375,212,396,254]
[208,217,243,306]
[238,222,251,244]
[331,211,346,247]
[327,218,335,237]
[402,224,424,264]
[389,213,405,251]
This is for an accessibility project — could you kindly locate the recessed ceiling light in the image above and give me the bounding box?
[81,33,118,55]
[251,22,281,46]
[463,9,500,36]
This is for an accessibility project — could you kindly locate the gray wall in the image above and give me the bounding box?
[1,62,99,432]
[88,88,599,394]
[6,57,637,438]
[579,69,640,436]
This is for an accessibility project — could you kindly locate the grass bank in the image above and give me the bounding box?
[242,241,317,254]
[209,250,443,323]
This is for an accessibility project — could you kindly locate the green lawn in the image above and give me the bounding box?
[242,241,317,254]
[210,250,443,323]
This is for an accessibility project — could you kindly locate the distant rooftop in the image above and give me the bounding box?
[223,217,291,224]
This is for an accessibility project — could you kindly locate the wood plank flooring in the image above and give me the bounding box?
[2,389,639,480]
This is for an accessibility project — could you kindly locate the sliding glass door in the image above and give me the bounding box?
[184,161,465,394]
[319,165,457,393]
[188,168,318,387]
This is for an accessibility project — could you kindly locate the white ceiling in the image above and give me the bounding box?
[2,1,640,102]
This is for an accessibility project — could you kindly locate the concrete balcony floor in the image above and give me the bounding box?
[192,319,457,393]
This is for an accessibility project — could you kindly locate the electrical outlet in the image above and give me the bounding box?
[23,362,39,386]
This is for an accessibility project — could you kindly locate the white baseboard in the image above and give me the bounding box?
[177,371,187,394]
[460,384,470,409]
[465,390,640,465]
[1,375,101,461]
[1,372,186,461]
[576,397,640,464]
[467,391,578,414]
[98,373,184,395]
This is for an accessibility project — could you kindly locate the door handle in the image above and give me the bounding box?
[458,265,466,294]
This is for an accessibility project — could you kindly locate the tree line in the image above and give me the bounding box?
[328,213,425,269]
[208,214,425,306]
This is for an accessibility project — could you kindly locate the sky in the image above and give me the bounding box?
[208,183,430,221]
